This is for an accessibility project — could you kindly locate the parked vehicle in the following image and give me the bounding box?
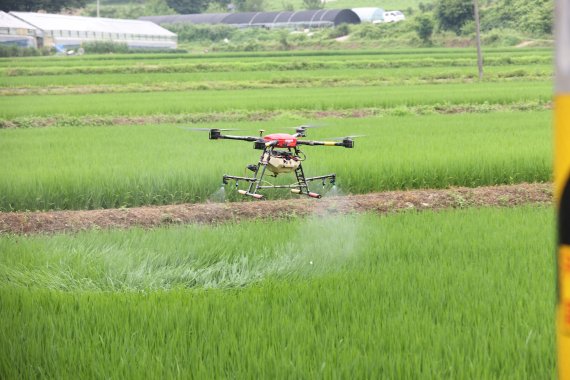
[382,11,406,23]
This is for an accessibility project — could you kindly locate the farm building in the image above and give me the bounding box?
[139,13,230,25]
[10,12,177,50]
[0,11,38,48]
[351,8,384,23]
[141,9,361,28]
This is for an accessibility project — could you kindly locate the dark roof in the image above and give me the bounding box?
[140,13,229,25]
[140,9,360,27]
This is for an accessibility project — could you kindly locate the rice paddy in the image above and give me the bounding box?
[0,207,556,378]
[0,111,551,211]
[0,47,555,377]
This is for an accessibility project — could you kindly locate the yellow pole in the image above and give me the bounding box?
[556,1,570,378]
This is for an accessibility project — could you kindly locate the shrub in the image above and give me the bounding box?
[81,41,130,54]
[166,24,235,43]
[414,14,435,43]
[327,24,351,39]
[352,24,383,40]
[0,45,52,57]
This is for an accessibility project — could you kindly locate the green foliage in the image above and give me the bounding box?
[352,24,384,39]
[0,48,553,209]
[480,0,553,36]
[302,0,323,10]
[233,0,265,11]
[166,23,235,42]
[0,207,556,377]
[0,45,52,57]
[418,1,435,12]
[435,0,474,34]
[327,23,350,39]
[146,0,176,15]
[0,0,86,12]
[0,110,551,211]
[281,1,294,11]
[81,41,129,54]
[414,14,435,43]
[165,0,209,13]
[83,0,176,18]
[278,29,291,50]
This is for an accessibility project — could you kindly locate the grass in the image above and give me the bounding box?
[1,55,552,77]
[0,47,552,68]
[263,0,427,11]
[0,49,552,79]
[0,206,556,378]
[0,111,551,211]
[0,81,552,119]
[0,65,552,90]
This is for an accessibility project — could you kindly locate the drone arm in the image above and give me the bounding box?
[297,139,354,148]
[209,130,258,142]
[220,135,259,142]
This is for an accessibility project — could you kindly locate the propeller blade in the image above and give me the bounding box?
[319,135,366,140]
[178,127,210,131]
[178,127,242,132]
[291,123,326,130]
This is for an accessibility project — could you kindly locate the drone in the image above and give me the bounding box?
[188,125,356,199]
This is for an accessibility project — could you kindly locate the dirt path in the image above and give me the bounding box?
[0,183,552,235]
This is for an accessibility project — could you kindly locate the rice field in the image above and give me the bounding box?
[0,207,556,378]
[0,47,555,377]
[0,111,551,211]
[0,81,552,119]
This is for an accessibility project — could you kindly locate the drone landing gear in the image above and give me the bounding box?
[222,147,335,200]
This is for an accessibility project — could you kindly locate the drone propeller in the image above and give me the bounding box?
[178,127,242,132]
[319,135,366,140]
[291,123,326,130]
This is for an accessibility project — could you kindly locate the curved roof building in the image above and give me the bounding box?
[0,11,38,47]
[351,8,384,23]
[141,9,361,28]
[11,12,177,49]
[140,13,230,25]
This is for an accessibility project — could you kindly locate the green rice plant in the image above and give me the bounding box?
[0,47,552,70]
[0,111,551,211]
[0,81,551,119]
[0,49,551,77]
[0,64,552,89]
[2,56,552,77]
[0,206,555,378]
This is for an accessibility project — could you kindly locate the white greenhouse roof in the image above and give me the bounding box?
[10,12,175,37]
[0,11,37,30]
[351,7,384,22]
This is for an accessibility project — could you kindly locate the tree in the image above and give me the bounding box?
[414,14,434,43]
[0,0,87,12]
[282,1,294,11]
[146,0,176,16]
[233,0,265,12]
[434,0,474,34]
[165,0,209,14]
[302,0,323,10]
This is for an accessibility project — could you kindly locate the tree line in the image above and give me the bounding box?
[0,0,324,13]
[0,0,552,37]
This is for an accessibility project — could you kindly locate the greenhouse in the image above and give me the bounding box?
[10,12,177,49]
[351,8,384,23]
[0,11,38,48]
[140,13,230,25]
[141,9,361,28]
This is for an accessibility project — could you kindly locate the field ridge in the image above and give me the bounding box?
[0,183,551,235]
[0,100,551,129]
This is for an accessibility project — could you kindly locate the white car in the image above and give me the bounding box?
[382,10,406,23]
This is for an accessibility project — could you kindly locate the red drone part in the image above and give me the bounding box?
[196,126,356,199]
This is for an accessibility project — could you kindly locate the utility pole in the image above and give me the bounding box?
[473,0,483,80]
[97,0,100,17]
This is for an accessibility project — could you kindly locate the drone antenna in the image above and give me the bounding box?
[259,129,265,137]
